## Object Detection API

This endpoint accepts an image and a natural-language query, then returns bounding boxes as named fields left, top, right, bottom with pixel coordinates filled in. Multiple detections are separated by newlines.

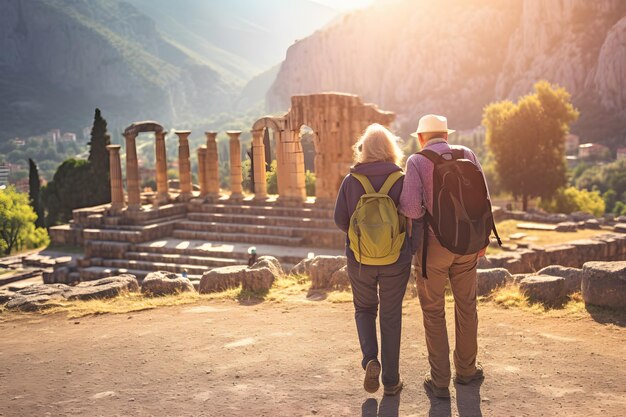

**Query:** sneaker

left=454, top=364, right=484, bottom=385
left=363, top=360, right=381, bottom=393
left=423, top=374, right=450, bottom=398
left=384, top=378, right=404, bottom=396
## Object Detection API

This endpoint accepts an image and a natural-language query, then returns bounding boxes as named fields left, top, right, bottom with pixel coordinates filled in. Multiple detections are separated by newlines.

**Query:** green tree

left=483, top=81, right=579, bottom=210
left=0, top=186, right=50, bottom=255
left=305, top=170, right=316, bottom=197
left=266, top=160, right=278, bottom=194
left=540, top=187, right=605, bottom=217
left=87, top=108, right=111, bottom=205
left=40, top=159, right=94, bottom=226
left=28, top=158, right=45, bottom=228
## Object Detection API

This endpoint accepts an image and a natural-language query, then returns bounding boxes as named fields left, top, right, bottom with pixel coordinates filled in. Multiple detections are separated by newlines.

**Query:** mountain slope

left=267, top=0, right=626, bottom=145
left=0, top=0, right=236, bottom=139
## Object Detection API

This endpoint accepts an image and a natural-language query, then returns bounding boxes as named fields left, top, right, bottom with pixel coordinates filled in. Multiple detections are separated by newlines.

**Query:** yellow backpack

left=348, top=171, right=406, bottom=265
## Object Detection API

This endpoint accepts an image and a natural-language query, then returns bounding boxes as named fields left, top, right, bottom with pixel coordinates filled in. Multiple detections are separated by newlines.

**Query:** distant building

left=617, top=148, right=626, bottom=160
left=14, top=178, right=29, bottom=193
left=579, top=143, right=610, bottom=159
left=48, top=129, right=61, bottom=143
left=10, top=138, right=25, bottom=147
left=61, top=132, right=77, bottom=142
left=566, top=155, right=579, bottom=167
left=565, top=134, right=580, bottom=154
left=0, top=163, right=9, bottom=187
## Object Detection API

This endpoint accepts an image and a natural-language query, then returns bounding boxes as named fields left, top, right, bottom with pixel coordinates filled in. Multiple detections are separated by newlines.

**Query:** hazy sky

left=310, top=0, right=375, bottom=10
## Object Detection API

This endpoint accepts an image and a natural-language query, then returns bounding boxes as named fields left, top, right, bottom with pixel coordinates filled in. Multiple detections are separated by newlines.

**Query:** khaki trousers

left=415, top=236, right=479, bottom=388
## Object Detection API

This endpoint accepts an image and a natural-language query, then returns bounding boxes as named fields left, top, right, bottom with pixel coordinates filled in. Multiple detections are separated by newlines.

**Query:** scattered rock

left=308, top=256, right=347, bottom=289
left=581, top=261, right=626, bottom=309
left=199, top=266, right=245, bottom=293
left=5, top=276, right=140, bottom=311
left=519, top=275, right=566, bottom=304
left=5, top=284, right=70, bottom=311
left=571, top=211, right=595, bottom=222
left=477, top=256, right=493, bottom=269
left=67, top=275, right=139, bottom=301
left=250, top=256, right=284, bottom=277
left=0, top=289, right=16, bottom=304
left=477, top=268, right=512, bottom=296
left=614, top=223, right=626, bottom=233
left=555, top=222, right=577, bottom=232
left=141, top=271, right=195, bottom=296
left=42, top=266, right=70, bottom=284
left=508, top=233, right=527, bottom=240
left=511, top=274, right=527, bottom=284
left=241, top=267, right=275, bottom=292
left=290, top=258, right=314, bottom=276
left=584, top=219, right=601, bottom=229
left=536, top=265, right=582, bottom=294
left=329, top=266, right=350, bottom=290
left=199, top=264, right=278, bottom=294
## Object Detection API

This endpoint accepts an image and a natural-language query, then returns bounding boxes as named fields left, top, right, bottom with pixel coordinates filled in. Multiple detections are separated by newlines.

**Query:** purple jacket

left=333, top=161, right=420, bottom=264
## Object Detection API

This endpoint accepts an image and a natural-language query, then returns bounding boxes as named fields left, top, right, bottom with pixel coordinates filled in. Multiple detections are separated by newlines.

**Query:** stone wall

left=484, top=233, right=626, bottom=274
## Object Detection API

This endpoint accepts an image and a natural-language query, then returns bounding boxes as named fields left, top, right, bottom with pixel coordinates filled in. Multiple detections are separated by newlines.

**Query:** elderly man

left=399, top=114, right=493, bottom=398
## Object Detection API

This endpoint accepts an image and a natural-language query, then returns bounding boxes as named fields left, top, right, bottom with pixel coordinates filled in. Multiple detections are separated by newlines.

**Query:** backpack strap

left=417, top=149, right=441, bottom=164
left=378, top=171, right=404, bottom=195
left=351, top=173, right=375, bottom=194
left=451, top=148, right=465, bottom=160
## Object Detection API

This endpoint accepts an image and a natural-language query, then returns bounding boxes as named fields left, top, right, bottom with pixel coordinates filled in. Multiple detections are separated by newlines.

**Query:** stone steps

left=79, top=266, right=202, bottom=282
left=175, top=220, right=337, bottom=238
left=186, top=212, right=336, bottom=229
left=125, top=251, right=238, bottom=268
left=99, top=258, right=210, bottom=276
left=131, top=239, right=323, bottom=265
left=171, top=229, right=305, bottom=246
left=188, top=203, right=334, bottom=219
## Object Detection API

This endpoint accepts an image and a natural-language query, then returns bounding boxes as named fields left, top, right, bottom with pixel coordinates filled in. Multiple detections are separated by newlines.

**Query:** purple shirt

left=398, top=138, right=489, bottom=223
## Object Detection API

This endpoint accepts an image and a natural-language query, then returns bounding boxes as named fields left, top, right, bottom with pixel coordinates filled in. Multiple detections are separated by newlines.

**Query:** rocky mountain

left=0, top=0, right=236, bottom=139
left=267, top=0, right=626, bottom=146
left=126, top=0, right=339, bottom=81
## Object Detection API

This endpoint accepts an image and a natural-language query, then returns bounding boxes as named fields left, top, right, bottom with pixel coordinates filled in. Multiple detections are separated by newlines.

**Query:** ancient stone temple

left=50, top=93, right=395, bottom=281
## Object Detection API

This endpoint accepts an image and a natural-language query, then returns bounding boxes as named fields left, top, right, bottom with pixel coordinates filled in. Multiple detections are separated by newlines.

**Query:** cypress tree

left=87, top=108, right=111, bottom=204
left=28, top=158, right=44, bottom=228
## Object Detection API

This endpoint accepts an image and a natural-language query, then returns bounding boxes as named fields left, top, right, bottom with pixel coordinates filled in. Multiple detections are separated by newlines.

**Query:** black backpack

left=418, top=148, right=502, bottom=278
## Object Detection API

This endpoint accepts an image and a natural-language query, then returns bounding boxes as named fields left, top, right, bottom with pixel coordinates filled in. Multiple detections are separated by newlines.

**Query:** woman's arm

left=333, top=175, right=351, bottom=233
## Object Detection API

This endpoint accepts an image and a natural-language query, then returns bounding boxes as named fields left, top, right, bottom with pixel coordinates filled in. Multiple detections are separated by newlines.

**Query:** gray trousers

left=347, top=258, right=411, bottom=386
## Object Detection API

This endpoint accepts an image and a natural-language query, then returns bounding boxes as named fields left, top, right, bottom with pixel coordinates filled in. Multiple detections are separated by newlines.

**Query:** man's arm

left=399, top=155, right=425, bottom=220
left=399, top=155, right=425, bottom=254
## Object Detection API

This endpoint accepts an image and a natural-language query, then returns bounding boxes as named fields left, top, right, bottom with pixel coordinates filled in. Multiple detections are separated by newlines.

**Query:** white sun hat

left=410, top=114, right=456, bottom=137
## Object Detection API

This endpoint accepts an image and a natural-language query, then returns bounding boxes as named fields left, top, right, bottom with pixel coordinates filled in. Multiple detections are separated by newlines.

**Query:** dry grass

left=487, top=284, right=588, bottom=317
left=326, top=291, right=353, bottom=303
left=492, top=219, right=608, bottom=252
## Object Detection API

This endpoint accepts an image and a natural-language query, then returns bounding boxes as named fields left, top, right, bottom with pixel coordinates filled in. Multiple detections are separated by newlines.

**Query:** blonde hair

left=353, top=123, right=404, bottom=166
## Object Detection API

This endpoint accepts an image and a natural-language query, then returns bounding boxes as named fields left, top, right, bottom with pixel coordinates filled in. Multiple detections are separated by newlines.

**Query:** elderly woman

left=333, top=123, right=419, bottom=396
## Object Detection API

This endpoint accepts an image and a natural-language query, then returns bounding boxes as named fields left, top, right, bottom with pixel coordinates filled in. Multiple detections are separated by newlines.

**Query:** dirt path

left=0, top=299, right=625, bottom=417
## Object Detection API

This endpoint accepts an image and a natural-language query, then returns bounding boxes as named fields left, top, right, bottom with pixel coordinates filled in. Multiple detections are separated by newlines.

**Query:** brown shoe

left=384, top=378, right=404, bottom=396
left=364, top=360, right=381, bottom=393
left=423, top=374, right=450, bottom=398
left=454, top=363, right=484, bottom=385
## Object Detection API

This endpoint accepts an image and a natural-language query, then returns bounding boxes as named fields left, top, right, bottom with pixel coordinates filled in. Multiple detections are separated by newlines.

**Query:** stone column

left=106, top=145, right=124, bottom=211
left=124, top=132, right=141, bottom=211
left=227, top=130, right=243, bottom=199
left=204, top=132, right=220, bottom=197
left=197, top=146, right=208, bottom=198
left=154, top=130, right=169, bottom=205
left=175, top=130, right=193, bottom=201
left=251, top=129, right=267, bottom=199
